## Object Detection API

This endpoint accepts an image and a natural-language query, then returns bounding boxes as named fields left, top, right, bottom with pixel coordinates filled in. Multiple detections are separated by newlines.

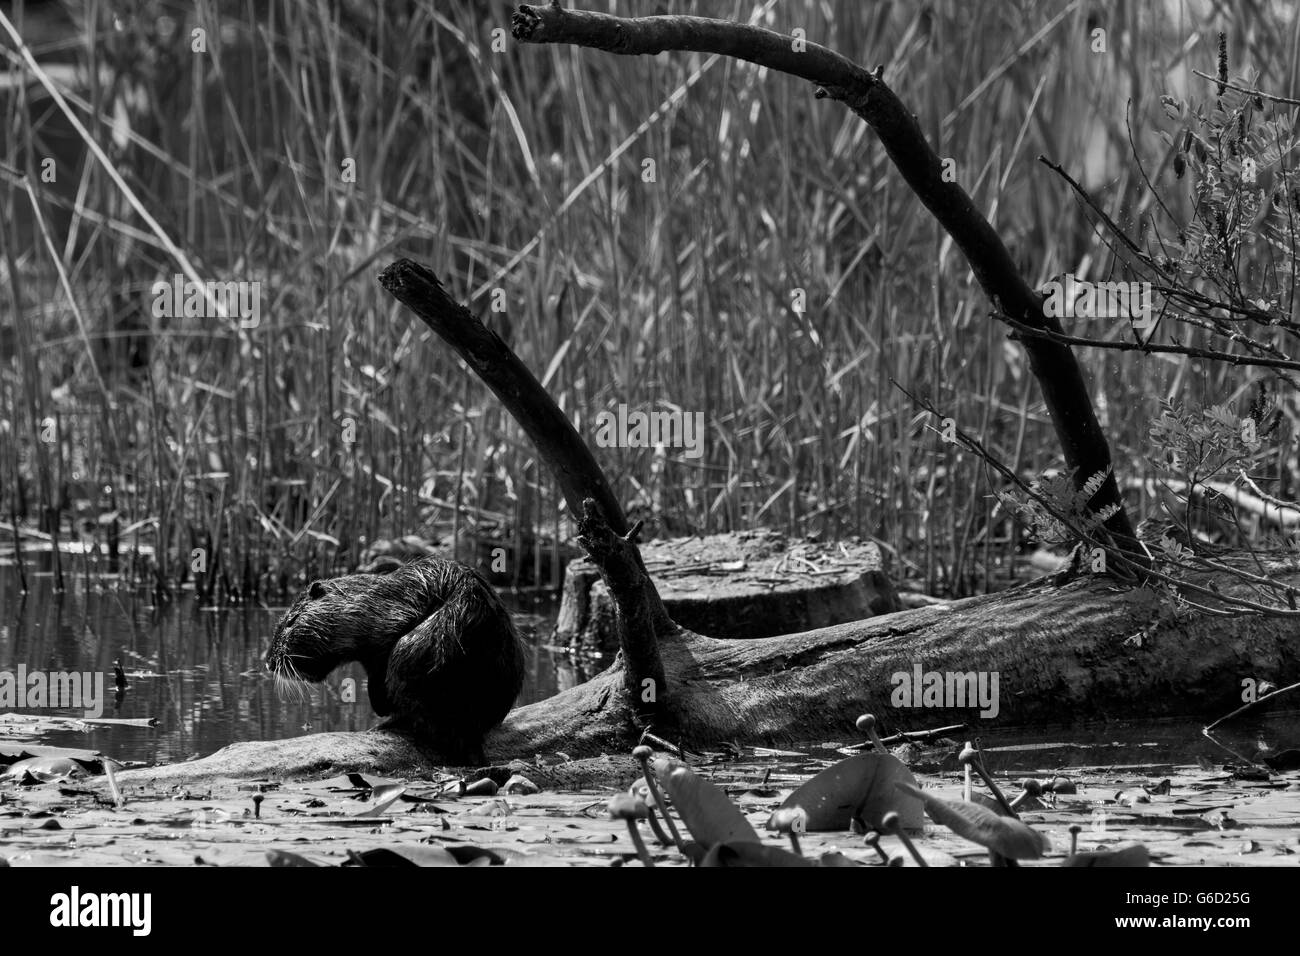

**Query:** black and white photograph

left=0, top=0, right=1293, bottom=930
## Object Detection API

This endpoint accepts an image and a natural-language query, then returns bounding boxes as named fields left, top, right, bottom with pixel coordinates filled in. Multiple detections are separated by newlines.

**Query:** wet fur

left=266, top=558, right=524, bottom=765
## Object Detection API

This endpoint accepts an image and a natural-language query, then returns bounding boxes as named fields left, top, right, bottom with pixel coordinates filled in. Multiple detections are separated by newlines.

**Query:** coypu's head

left=265, top=576, right=386, bottom=683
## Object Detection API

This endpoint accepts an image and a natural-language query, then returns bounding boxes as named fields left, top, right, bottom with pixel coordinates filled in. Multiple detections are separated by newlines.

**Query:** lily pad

left=1062, top=844, right=1150, bottom=867
left=780, top=753, right=924, bottom=832
left=662, top=766, right=760, bottom=846
left=1, top=756, right=89, bottom=783
left=700, top=842, right=813, bottom=867
left=896, top=782, right=1049, bottom=859
left=344, top=845, right=462, bottom=866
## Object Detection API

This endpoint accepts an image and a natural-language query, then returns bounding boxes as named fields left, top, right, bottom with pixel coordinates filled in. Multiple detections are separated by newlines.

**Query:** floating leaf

left=700, top=841, right=813, bottom=867
left=1, top=757, right=85, bottom=783
left=265, top=849, right=323, bottom=867
left=971, top=792, right=1012, bottom=816
left=1262, top=749, right=1300, bottom=771
left=1062, top=844, right=1150, bottom=867
left=444, top=845, right=509, bottom=866
left=344, top=845, right=461, bottom=867
left=355, top=784, right=406, bottom=816
left=503, top=774, right=539, bottom=794
left=896, top=782, right=1049, bottom=859
left=1044, top=776, right=1077, bottom=794
left=663, top=766, right=760, bottom=846
left=1114, top=789, right=1150, bottom=806
left=781, top=753, right=924, bottom=832
left=816, top=851, right=863, bottom=867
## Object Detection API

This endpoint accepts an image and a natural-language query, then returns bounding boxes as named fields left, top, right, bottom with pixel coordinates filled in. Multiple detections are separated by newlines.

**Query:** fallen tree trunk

left=491, top=546, right=1300, bottom=756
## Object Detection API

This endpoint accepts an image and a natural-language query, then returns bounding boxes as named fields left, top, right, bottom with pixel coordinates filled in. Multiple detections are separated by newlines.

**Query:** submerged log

left=494, top=546, right=1300, bottom=757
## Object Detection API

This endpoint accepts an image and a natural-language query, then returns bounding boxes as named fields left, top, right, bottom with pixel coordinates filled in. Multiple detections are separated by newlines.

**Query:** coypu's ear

left=308, top=580, right=331, bottom=599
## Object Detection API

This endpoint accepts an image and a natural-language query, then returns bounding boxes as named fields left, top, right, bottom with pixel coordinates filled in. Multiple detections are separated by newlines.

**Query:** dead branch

left=510, top=1, right=1139, bottom=557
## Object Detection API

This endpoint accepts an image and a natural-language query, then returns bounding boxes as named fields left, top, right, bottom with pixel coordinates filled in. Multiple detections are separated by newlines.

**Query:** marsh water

left=0, top=556, right=576, bottom=764
left=2, top=556, right=1297, bottom=771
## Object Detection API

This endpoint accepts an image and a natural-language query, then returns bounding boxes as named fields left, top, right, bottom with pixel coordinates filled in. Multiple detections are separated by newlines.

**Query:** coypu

left=266, top=557, right=525, bottom=765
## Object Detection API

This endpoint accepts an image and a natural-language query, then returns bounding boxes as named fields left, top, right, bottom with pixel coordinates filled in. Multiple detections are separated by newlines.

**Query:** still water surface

left=0, top=557, right=571, bottom=764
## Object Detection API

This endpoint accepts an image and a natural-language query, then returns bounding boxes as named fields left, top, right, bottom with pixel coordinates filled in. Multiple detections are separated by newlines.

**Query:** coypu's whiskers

left=275, top=672, right=294, bottom=701
left=272, top=670, right=308, bottom=703
left=287, top=670, right=311, bottom=703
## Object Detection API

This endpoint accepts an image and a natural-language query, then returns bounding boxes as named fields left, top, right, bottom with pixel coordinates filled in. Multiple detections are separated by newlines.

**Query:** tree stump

left=556, top=531, right=900, bottom=659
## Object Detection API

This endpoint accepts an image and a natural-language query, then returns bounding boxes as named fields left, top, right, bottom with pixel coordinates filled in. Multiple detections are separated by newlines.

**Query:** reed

left=0, top=0, right=1291, bottom=599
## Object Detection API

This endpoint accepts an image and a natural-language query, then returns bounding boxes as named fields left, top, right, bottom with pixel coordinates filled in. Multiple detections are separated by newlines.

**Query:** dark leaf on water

left=1043, top=776, right=1077, bottom=794
left=343, top=845, right=461, bottom=867
left=781, top=753, right=924, bottom=832
left=971, top=792, right=1012, bottom=816
left=265, top=849, right=324, bottom=867
left=679, top=841, right=708, bottom=865
left=663, top=766, right=760, bottom=846
left=1262, top=749, right=1300, bottom=771
left=1114, top=789, right=1150, bottom=806
left=700, top=842, right=814, bottom=867
left=355, top=784, right=406, bottom=816
left=445, top=845, right=508, bottom=866
left=1062, top=844, right=1150, bottom=867
left=896, top=782, right=1049, bottom=859
left=503, top=774, right=540, bottom=795
left=1228, top=767, right=1269, bottom=782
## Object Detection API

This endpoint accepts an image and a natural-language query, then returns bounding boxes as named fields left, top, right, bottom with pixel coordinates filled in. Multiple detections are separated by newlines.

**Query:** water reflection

left=0, top=556, right=564, bottom=764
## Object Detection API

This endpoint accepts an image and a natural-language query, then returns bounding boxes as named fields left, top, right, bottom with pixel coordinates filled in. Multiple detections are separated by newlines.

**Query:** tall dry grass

left=0, top=0, right=1294, bottom=600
